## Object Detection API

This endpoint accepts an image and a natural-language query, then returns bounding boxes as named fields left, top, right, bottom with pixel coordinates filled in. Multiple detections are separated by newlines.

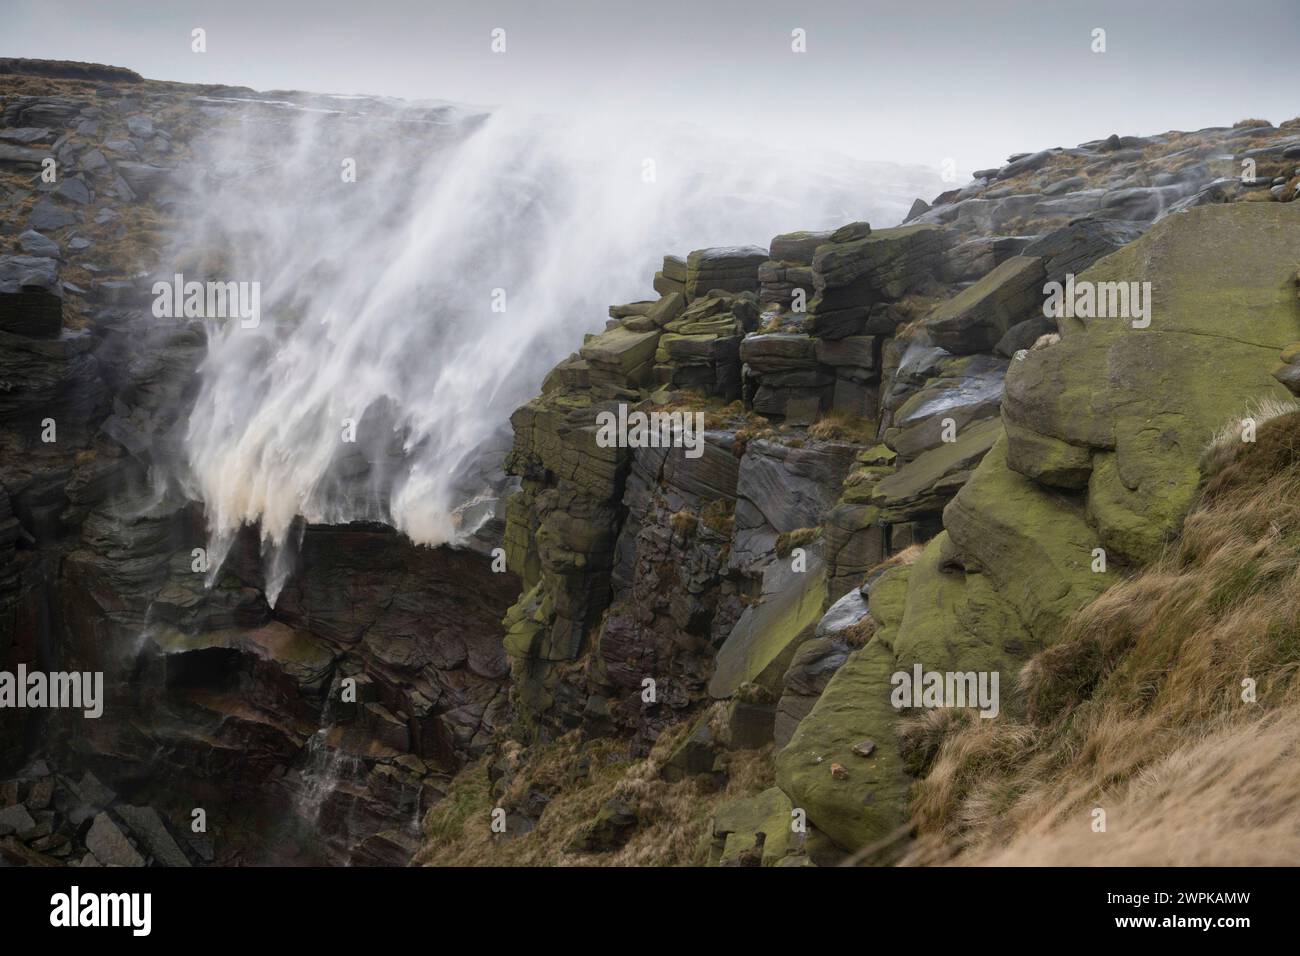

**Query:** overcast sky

left=4, top=0, right=1298, bottom=170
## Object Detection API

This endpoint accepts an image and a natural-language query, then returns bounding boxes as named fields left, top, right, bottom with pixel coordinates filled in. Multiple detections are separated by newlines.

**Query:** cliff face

left=0, top=65, right=518, bottom=866
left=4, top=59, right=1300, bottom=867
left=477, top=122, right=1300, bottom=863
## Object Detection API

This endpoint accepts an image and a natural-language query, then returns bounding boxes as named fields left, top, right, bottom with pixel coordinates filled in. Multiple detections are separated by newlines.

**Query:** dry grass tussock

left=807, top=411, right=878, bottom=444
left=868, top=542, right=924, bottom=578
left=902, top=411, right=1300, bottom=865
left=414, top=719, right=774, bottom=867
left=1201, top=396, right=1299, bottom=477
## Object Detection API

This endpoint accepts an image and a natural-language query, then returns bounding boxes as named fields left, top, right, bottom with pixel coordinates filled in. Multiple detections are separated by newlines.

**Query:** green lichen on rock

left=870, top=416, right=1001, bottom=522
left=578, top=325, right=661, bottom=388
left=502, top=581, right=552, bottom=659
left=709, top=558, right=827, bottom=699
left=943, top=429, right=1115, bottom=642
left=774, top=564, right=913, bottom=851
left=889, top=531, right=1037, bottom=683
left=1003, top=418, right=1092, bottom=489
left=1003, top=203, right=1300, bottom=564
left=711, top=786, right=796, bottom=865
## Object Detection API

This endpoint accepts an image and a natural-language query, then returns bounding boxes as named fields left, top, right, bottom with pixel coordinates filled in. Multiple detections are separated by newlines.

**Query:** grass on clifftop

left=901, top=410, right=1300, bottom=865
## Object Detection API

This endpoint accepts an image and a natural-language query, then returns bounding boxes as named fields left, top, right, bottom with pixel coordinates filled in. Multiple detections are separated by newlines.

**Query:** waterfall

left=159, top=93, right=944, bottom=601
left=292, top=728, right=364, bottom=830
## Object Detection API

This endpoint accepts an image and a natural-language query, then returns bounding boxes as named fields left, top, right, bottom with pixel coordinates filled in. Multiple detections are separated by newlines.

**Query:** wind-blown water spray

left=164, top=93, right=943, bottom=603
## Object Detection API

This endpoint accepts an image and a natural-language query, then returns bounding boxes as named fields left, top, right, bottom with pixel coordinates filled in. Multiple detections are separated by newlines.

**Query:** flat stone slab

left=926, top=255, right=1046, bottom=354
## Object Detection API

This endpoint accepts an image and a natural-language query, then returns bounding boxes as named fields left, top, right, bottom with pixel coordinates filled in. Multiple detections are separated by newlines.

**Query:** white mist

left=162, top=94, right=943, bottom=602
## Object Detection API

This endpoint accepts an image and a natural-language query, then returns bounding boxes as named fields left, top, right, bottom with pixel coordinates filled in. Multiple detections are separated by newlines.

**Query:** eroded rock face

left=809, top=224, right=945, bottom=340
left=883, top=354, right=1006, bottom=460
left=54, top=502, right=519, bottom=865
left=773, top=201, right=1300, bottom=854
left=0, top=67, right=520, bottom=867
left=490, top=116, right=1300, bottom=862
left=9, top=61, right=1300, bottom=868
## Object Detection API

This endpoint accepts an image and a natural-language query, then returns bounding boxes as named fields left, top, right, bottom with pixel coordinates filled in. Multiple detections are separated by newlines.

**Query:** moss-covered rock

left=709, top=555, right=827, bottom=699
left=1003, top=418, right=1092, bottom=489
left=774, top=564, right=912, bottom=851
left=711, top=786, right=796, bottom=866
left=579, top=325, right=661, bottom=388
left=889, top=531, right=1037, bottom=682
left=943, top=429, right=1115, bottom=642
left=1002, top=203, right=1300, bottom=563
left=870, top=416, right=1001, bottom=522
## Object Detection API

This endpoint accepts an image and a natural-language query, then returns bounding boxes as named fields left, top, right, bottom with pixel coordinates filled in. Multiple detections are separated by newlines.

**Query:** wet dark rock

left=904, top=197, right=930, bottom=221
left=27, top=198, right=79, bottom=231
left=114, top=805, right=194, bottom=867
left=684, top=246, right=767, bottom=299
left=53, top=176, right=91, bottom=205
left=84, top=812, right=144, bottom=867
left=1099, top=184, right=1193, bottom=220
left=1021, top=218, right=1145, bottom=282
left=995, top=314, right=1055, bottom=357
left=0, top=127, right=55, bottom=144
left=71, top=771, right=116, bottom=810
left=24, top=775, right=55, bottom=810
left=997, top=149, right=1056, bottom=178
left=730, top=439, right=855, bottom=570
left=0, top=803, right=36, bottom=838
left=0, top=255, right=63, bottom=338
left=1042, top=175, right=1086, bottom=196
left=885, top=355, right=1006, bottom=460
left=114, top=161, right=174, bottom=198
left=18, top=229, right=59, bottom=257
left=926, top=256, right=1045, bottom=354
left=0, top=142, right=46, bottom=169
left=945, top=235, right=1034, bottom=282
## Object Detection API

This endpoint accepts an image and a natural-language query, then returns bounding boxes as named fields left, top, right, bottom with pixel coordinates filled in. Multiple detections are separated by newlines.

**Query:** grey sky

left=4, top=0, right=1298, bottom=169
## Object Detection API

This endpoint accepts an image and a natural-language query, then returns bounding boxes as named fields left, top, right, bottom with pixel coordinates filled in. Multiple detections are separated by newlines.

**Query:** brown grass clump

left=414, top=724, right=775, bottom=867
left=774, top=525, right=821, bottom=557
left=1200, top=396, right=1298, bottom=478
left=1241, top=188, right=1278, bottom=203
left=731, top=421, right=777, bottom=459
left=864, top=543, right=923, bottom=582
left=902, top=410, right=1300, bottom=866
left=971, top=711, right=1300, bottom=865
left=669, top=510, right=699, bottom=536
left=1233, top=117, right=1274, bottom=128
left=807, top=411, right=877, bottom=444
left=837, top=613, right=877, bottom=650
left=698, top=497, right=735, bottom=536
